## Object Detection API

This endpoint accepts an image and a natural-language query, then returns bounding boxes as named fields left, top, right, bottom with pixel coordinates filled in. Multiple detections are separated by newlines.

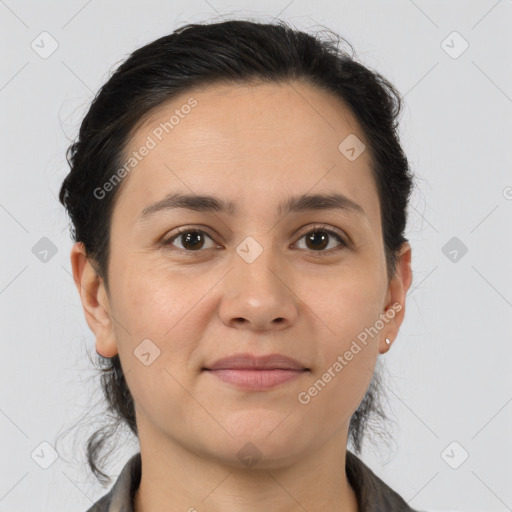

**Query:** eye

left=294, top=224, right=348, bottom=254
left=161, top=225, right=349, bottom=254
left=162, top=228, right=218, bottom=252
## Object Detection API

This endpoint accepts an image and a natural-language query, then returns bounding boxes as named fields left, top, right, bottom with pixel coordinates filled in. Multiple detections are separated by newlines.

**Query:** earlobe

left=96, top=333, right=119, bottom=358
left=70, top=242, right=119, bottom=358
left=379, top=335, right=393, bottom=354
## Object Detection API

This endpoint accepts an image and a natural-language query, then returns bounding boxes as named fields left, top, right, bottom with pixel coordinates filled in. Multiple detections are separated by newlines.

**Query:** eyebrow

left=137, top=191, right=366, bottom=223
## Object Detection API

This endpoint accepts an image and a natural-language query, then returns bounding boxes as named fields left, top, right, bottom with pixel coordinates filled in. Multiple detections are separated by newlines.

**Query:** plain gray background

left=1, top=1, right=511, bottom=511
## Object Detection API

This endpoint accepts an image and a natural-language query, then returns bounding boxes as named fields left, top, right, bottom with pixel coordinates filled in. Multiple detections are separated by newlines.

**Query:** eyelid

left=294, top=223, right=349, bottom=245
left=160, top=225, right=220, bottom=248
left=161, top=223, right=350, bottom=252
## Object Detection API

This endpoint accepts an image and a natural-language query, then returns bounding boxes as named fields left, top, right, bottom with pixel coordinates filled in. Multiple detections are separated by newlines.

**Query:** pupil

left=307, top=231, right=328, bottom=250
left=179, top=230, right=330, bottom=251
left=183, top=231, right=203, bottom=250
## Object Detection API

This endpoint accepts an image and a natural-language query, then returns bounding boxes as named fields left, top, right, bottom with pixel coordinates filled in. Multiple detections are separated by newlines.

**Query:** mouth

left=204, top=352, right=309, bottom=371
left=203, top=368, right=308, bottom=390
left=202, top=353, right=310, bottom=391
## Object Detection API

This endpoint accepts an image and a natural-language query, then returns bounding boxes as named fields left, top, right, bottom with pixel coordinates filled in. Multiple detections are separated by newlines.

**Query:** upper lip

left=204, top=353, right=308, bottom=371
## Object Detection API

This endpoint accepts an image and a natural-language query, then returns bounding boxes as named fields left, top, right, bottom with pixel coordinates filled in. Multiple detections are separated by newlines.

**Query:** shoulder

left=84, top=492, right=112, bottom=512
left=346, top=450, right=423, bottom=511
left=83, top=453, right=141, bottom=512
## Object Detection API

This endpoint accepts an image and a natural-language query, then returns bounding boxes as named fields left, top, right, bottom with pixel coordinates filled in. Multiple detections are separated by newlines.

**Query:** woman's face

left=73, top=81, right=411, bottom=468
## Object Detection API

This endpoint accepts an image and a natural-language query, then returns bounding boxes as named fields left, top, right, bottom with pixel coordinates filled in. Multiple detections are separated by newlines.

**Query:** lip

left=202, top=353, right=309, bottom=391
left=205, top=369, right=307, bottom=390
left=204, top=353, right=308, bottom=371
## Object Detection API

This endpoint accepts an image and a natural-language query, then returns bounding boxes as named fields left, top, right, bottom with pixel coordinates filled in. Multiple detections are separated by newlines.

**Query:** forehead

left=113, top=80, right=379, bottom=224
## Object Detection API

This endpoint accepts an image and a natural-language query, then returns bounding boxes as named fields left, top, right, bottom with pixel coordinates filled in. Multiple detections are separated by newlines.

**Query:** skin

left=71, top=80, right=412, bottom=512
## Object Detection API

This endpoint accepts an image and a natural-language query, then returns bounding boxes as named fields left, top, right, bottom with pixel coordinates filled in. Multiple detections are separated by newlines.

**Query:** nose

left=218, top=247, right=299, bottom=331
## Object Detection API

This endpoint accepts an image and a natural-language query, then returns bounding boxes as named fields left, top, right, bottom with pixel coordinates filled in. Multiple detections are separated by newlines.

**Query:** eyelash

left=160, top=224, right=349, bottom=256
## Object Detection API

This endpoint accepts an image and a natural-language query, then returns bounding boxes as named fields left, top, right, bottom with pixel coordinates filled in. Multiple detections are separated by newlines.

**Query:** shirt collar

left=87, top=450, right=418, bottom=512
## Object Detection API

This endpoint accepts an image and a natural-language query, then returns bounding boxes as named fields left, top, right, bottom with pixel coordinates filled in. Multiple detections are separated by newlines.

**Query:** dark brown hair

left=59, top=18, right=414, bottom=485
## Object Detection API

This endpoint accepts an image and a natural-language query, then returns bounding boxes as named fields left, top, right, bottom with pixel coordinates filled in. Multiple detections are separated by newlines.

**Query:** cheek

left=306, top=269, right=384, bottom=345
left=112, top=261, right=193, bottom=338
left=112, top=262, right=215, bottom=374
left=110, top=281, right=195, bottom=413
left=300, top=325, right=378, bottom=427
left=304, top=273, right=382, bottom=400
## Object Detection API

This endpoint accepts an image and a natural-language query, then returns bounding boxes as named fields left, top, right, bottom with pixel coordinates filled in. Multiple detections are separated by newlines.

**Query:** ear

left=379, top=242, right=413, bottom=354
left=70, top=242, right=118, bottom=358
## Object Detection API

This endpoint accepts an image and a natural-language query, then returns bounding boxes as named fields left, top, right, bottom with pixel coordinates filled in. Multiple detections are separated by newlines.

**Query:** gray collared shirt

left=85, top=450, right=422, bottom=512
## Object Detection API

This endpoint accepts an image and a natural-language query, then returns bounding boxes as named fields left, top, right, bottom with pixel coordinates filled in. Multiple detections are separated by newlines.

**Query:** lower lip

left=205, top=369, right=307, bottom=390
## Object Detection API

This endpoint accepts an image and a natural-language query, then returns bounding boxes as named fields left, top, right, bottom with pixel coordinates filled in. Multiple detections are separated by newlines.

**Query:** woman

left=60, top=18, right=418, bottom=512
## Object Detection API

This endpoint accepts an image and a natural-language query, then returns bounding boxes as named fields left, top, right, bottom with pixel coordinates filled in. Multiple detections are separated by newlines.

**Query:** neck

left=133, top=423, right=359, bottom=512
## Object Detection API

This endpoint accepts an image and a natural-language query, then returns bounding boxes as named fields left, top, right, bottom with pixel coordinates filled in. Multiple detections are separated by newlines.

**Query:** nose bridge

left=219, top=232, right=298, bottom=329
left=233, top=233, right=285, bottom=295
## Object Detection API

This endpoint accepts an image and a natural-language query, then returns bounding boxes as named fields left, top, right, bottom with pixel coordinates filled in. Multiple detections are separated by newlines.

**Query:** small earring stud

left=385, top=338, right=391, bottom=345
